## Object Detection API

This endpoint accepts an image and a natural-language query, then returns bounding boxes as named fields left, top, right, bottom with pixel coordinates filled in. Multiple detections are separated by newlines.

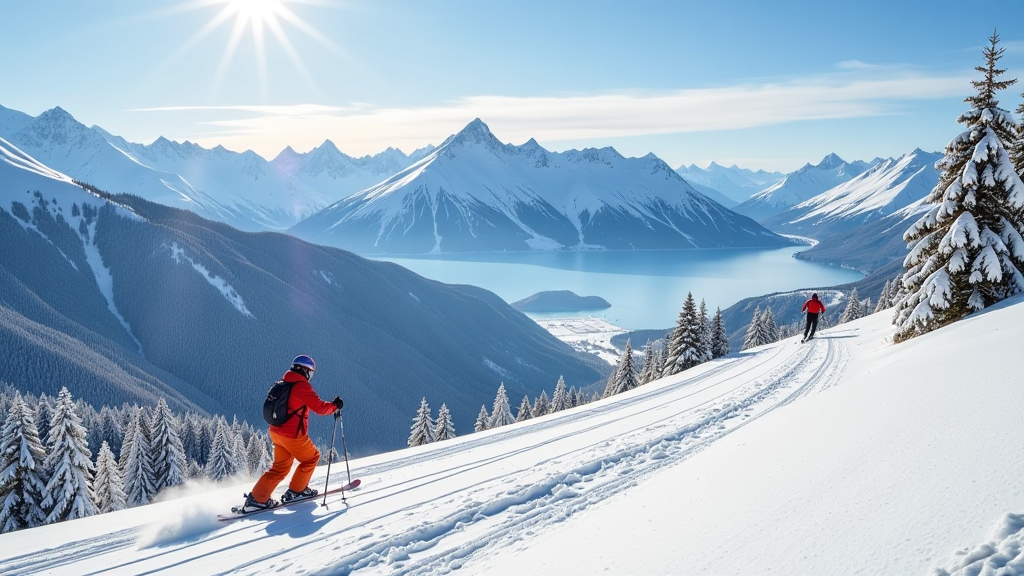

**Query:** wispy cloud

left=132, top=66, right=972, bottom=157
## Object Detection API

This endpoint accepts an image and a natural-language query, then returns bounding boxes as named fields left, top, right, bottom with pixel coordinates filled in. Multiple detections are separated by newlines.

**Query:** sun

left=168, top=0, right=343, bottom=101
left=227, top=0, right=284, bottom=27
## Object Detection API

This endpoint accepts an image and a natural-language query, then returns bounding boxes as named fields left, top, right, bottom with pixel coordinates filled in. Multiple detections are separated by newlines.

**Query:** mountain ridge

left=291, top=119, right=797, bottom=254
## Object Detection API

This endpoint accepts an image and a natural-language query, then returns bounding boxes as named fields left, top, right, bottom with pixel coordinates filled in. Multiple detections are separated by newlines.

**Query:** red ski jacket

left=802, top=298, right=826, bottom=314
left=269, top=370, right=337, bottom=438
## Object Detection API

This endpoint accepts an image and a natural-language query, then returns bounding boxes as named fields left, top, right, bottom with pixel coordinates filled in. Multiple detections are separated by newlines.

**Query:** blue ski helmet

left=292, top=355, right=316, bottom=371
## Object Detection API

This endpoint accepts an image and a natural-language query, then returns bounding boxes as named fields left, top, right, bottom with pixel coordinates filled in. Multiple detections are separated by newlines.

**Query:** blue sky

left=2, top=0, right=1023, bottom=171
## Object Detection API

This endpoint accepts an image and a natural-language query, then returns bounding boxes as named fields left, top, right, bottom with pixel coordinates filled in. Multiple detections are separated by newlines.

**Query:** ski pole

left=338, top=409, right=353, bottom=502
left=322, top=410, right=339, bottom=507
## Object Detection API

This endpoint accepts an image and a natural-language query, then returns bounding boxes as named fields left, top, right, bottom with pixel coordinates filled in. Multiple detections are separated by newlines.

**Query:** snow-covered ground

left=533, top=316, right=627, bottom=364
left=2, top=297, right=1024, bottom=575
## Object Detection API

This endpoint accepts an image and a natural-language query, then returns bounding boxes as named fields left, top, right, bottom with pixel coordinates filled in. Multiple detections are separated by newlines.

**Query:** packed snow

left=2, top=294, right=1023, bottom=574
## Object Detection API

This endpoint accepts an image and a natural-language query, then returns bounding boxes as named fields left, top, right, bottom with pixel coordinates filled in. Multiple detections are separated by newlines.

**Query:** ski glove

left=332, top=396, right=343, bottom=410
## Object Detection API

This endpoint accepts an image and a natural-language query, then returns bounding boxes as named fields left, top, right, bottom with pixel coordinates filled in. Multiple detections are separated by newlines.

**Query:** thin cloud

left=133, top=68, right=972, bottom=157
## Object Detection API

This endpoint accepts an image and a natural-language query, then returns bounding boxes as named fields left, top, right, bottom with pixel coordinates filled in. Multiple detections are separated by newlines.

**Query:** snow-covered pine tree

left=759, top=307, right=779, bottom=343
left=245, top=433, right=271, bottom=476
left=516, top=396, right=533, bottom=422
left=408, top=398, right=435, bottom=447
left=638, top=340, right=657, bottom=384
left=205, top=419, right=239, bottom=482
left=120, top=407, right=156, bottom=506
left=97, top=407, right=123, bottom=459
left=698, top=299, right=712, bottom=362
left=894, top=32, right=1024, bottom=342
left=489, top=383, right=516, bottom=428
left=665, top=293, right=709, bottom=374
left=434, top=403, right=456, bottom=442
left=710, top=307, right=729, bottom=358
left=0, top=394, right=48, bottom=532
left=41, top=387, right=98, bottom=524
left=839, top=287, right=863, bottom=323
left=35, top=394, right=54, bottom=451
left=741, top=306, right=763, bottom=351
left=149, top=398, right=187, bottom=493
left=92, top=441, right=127, bottom=514
left=549, top=376, right=571, bottom=413
left=531, top=390, right=550, bottom=418
left=875, top=279, right=893, bottom=313
left=474, top=405, right=490, bottom=432
left=1012, top=91, right=1024, bottom=177
left=662, top=293, right=690, bottom=376
left=604, top=339, right=639, bottom=398
left=575, top=389, right=587, bottom=407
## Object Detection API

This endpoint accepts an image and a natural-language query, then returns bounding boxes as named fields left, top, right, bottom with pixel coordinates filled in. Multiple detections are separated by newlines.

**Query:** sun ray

left=209, top=12, right=251, bottom=102
left=263, top=16, right=323, bottom=99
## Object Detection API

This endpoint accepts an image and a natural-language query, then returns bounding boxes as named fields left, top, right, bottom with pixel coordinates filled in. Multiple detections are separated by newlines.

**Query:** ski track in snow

left=0, top=333, right=850, bottom=575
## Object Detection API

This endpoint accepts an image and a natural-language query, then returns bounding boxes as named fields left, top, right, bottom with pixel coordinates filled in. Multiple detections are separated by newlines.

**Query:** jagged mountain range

left=0, top=104, right=431, bottom=232
left=732, top=153, right=878, bottom=222
left=762, top=149, right=942, bottom=239
left=290, top=119, right=796, bottom=254
left=0, top=135, right=606, bottom=453
left=675, top=162, right=785, bottom=207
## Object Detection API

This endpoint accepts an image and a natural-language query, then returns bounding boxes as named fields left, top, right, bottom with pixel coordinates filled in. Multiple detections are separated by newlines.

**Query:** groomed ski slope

left=2, top=297, right=1024, bottom=575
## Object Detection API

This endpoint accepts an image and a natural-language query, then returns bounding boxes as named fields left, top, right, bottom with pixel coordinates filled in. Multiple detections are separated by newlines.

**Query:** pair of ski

left=218, top=478, right=361, bottom=522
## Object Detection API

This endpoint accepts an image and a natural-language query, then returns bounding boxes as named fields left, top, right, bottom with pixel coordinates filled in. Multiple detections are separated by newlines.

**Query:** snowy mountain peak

left=23, top=106, right=91, bottom=146
left=815, top=153, right=846, bottom=170
left=448, top=118, right=503, bottom=149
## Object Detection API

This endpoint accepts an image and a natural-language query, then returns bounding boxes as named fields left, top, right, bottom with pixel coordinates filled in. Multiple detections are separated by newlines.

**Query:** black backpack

left=262, top=380, right=302, bottom=426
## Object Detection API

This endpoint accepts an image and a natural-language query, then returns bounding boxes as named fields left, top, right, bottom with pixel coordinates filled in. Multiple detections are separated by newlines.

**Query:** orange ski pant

left=250, top=429, right=321, bottom=502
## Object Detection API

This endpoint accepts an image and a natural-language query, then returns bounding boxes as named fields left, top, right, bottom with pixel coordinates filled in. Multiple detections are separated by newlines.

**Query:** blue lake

left=373, top=248, right=862, bottom=330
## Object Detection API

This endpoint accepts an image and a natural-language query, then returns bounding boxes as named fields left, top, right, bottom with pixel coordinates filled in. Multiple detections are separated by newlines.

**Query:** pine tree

left=760, top=307, right=779, bottom=343
left=41, top=387, right=98, bottom=524
left=1010, top=85, right=1024, bottom=179
left=92, top=441, right=127, bottom=514
left=710, top=307, right=730, bottom=358
left=245, top=433, right=271, bottom=476
left=205, top=420, right=238, bottom=482
left=549, top=376, right=571, bottom=413
left=474, top=405, right=490, bottom=432
left=434, top=403, right=456, bottom=442
left=516, top=396, right=533, bottom=422
left=697, top=299, right=712, bottom=361
left=35, top=394, right=54, bottom=451
left=489, top=383, right=516, bottom=428
left=875, top=279, right=893, bottom=313
left=531, top=391, right=550, bottom=418
left=408, top=398, right=435, bottom=447
left=98, top=407, right=123, bottom=459
left=149, top=398, right=187, bottom=493
left=604, top=340, right=639, bottom=398
left=638, top=340, right=657, bottom=384
left=894, top=32, right=1024, bottom=341
left=663, top=293, right=692, bottom=376
left=575, top=389, right=587, bottom=407
left=839, top=287, right=863, bottom=323
left=120, top=407, right=156, bottom=506
left=0, top=394, right=48, bottom=532
left=665, top=293, right=709, bottom=374
left=741, top=306, right=762, bottom=351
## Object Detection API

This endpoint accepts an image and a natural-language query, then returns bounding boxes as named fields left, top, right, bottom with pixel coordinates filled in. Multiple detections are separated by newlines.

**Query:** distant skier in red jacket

left=242, top=355, right=342, bottom=512
left=801, top=293, right=826, bottom=342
